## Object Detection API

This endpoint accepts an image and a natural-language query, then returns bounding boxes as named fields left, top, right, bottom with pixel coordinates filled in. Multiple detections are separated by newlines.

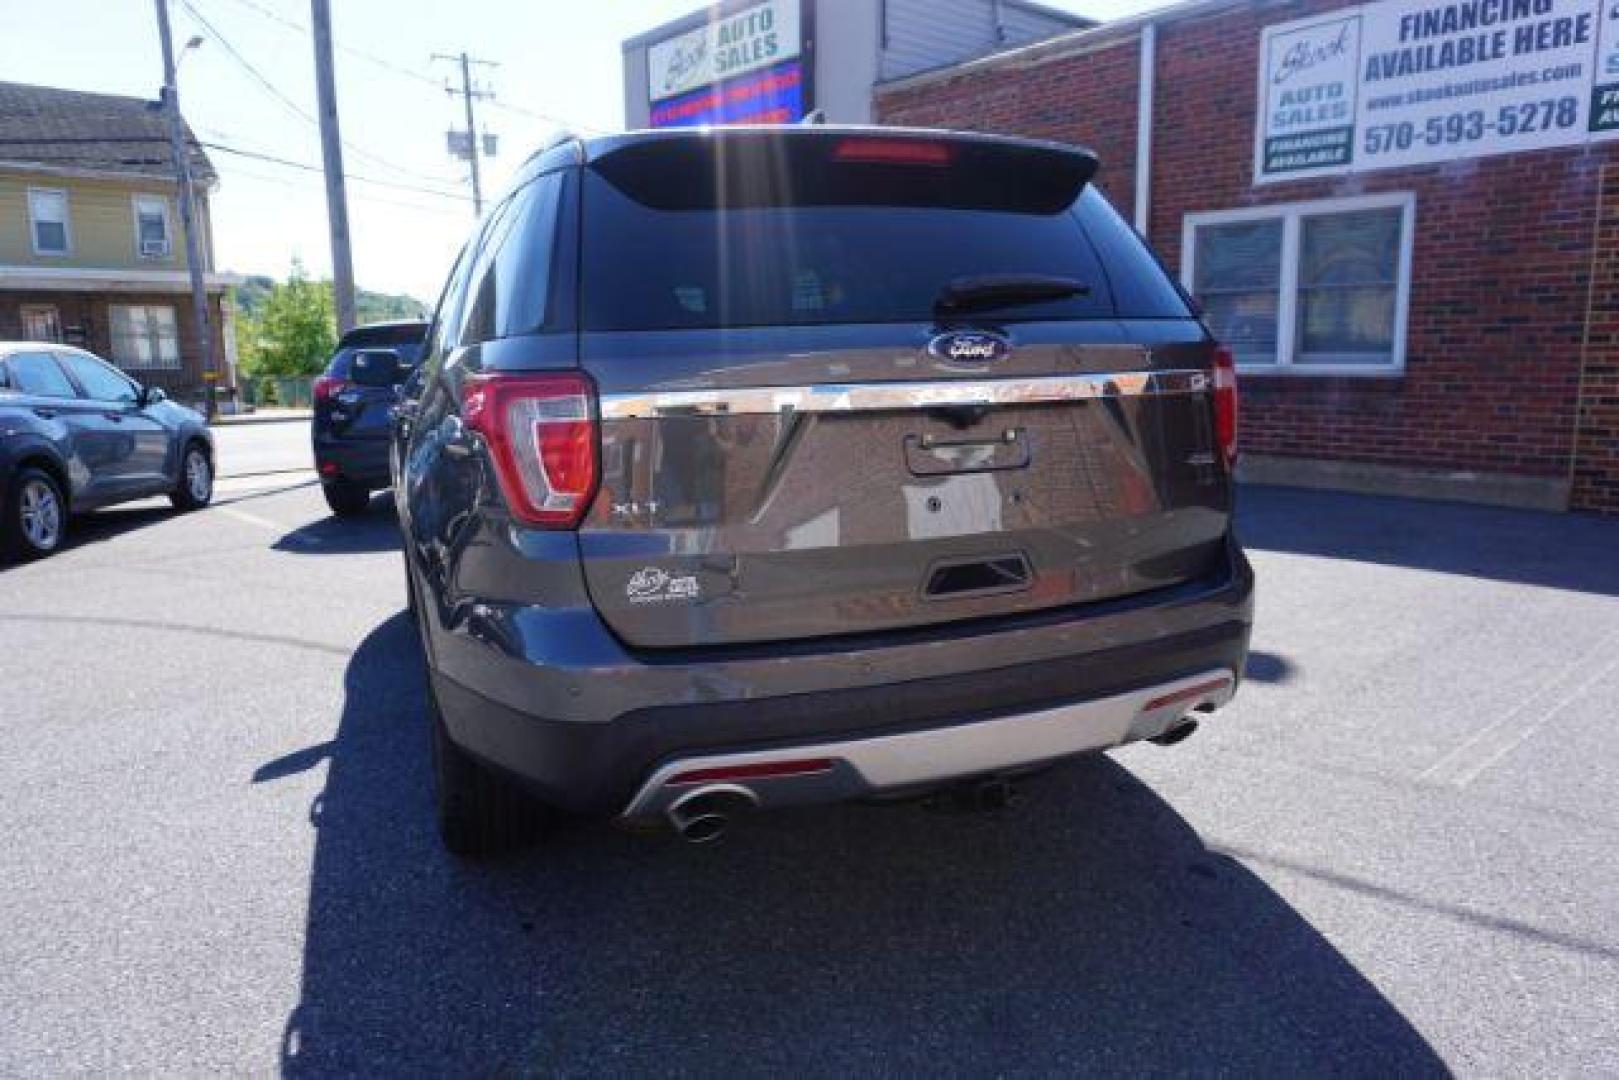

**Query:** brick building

left=877, top=0, right=1619, bottom=513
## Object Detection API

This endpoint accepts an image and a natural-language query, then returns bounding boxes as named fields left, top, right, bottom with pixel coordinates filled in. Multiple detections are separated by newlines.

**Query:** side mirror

left=139, top=384, right=167, bottom=406
left=351, top=349, right=405, bottom=388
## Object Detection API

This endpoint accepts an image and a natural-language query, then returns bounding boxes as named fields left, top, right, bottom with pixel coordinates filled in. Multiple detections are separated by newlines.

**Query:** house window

left=28, top=188, right=71, bottom=255
left=20, top=305, right=62, bottom=343
left=109, top=305, right=182, bottom=369
left=133, top=194, right=172, bottom=259
left=1182, top=193, right=1415, bottom=374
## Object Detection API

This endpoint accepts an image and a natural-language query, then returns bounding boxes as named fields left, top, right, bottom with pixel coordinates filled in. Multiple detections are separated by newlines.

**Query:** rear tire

left=3, top=467, right=67, bottom=561
left=429, top=686, right=548, bottom=858
left=322, top=479, right=371, bottom=517
left=170, top=442, right=213, bottom=510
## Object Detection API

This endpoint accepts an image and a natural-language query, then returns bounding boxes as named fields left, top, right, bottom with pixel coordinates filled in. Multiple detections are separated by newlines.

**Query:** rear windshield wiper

left=934, top=274, right=1091, bottom=315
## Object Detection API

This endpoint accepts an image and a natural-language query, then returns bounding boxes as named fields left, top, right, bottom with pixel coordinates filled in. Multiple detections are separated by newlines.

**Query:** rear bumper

left=619, top=668, right=1235, bottom=822
left=426, top=539, right=1254, bottom=816
left=311, top=433, right=390, bottom=487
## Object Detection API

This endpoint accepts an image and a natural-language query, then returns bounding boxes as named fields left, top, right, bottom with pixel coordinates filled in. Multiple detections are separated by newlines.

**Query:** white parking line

left=214, top=505, right=323, bottom=545
left=1420, top=645, right=1619, bottom=788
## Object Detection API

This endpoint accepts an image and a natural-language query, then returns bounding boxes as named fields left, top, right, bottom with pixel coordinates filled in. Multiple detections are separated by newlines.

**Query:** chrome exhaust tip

left=666, top=784, right=759, bottom=843
left=1149, top=717, right=1200, bottom=746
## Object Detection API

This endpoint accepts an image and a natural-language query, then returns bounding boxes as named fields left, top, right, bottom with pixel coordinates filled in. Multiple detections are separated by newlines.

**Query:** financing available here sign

left=1256, top=0, right=1619, bottom=182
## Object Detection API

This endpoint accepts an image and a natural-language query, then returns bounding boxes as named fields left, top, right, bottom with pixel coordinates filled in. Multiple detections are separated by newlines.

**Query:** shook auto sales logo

left=626, top=567, right=701, bottom=605
left=928, top=330, right=1013, bottom=366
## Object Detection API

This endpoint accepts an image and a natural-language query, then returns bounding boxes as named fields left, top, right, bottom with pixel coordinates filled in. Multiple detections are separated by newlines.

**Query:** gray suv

left=394, top=127, right=1253, bottom=855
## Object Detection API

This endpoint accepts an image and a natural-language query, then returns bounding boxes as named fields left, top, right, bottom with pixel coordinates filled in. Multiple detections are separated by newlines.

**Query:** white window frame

left=1181, top=191, right=1416, bottom=376
left=19, top=304, right=62, bottom=343
left=27, top=187, right=72, bottom=257
left=108, top=304, right=182, bottom=371
left=131, top=194, right=173, bottom=260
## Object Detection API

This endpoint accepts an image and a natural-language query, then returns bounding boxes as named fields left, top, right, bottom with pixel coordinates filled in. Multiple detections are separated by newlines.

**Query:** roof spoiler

left=589, top=128, right=1099, bottom=214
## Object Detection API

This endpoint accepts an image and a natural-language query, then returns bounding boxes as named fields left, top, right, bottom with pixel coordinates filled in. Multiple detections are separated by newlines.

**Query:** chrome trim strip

left=618, top=668, right=1235, bottom=821
left=600, top=369, right=1208, bottom=419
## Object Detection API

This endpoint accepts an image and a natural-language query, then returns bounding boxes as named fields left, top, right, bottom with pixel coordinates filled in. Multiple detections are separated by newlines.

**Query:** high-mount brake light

left=462, top=372, right=599, bottom=529
left=832, top=137, right=954, bottom=166
left=1211, top=344, right=1239, bottom=467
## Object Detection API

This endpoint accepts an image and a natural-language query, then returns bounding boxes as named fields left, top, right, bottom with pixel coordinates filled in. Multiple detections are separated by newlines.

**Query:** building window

left=28, top=188, right=71, bottom=255
left=20, top=305, right=62, bottom=343
left=1182, top=193, right=1415, bottom=374
left=133, top=194, right=172, bottom=259
left=109, top=305, right=182, bottom=370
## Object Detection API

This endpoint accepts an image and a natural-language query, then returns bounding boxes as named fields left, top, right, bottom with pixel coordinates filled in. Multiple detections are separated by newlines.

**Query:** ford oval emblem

left=928, top=330, right=1012, bottom=366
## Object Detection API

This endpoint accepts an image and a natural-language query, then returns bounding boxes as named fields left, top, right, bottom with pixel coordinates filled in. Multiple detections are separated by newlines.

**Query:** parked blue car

left=0, top=342, right=213, bottom=560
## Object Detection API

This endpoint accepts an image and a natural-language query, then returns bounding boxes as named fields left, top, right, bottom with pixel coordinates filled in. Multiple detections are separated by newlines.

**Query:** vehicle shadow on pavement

left=271, top=496, right=399, bottom=555
left=1239, top=483, right=1619, bottom=596
left=0, top=505, right=177, bottom=571
left=277, top=613, right=1447, bottom=1076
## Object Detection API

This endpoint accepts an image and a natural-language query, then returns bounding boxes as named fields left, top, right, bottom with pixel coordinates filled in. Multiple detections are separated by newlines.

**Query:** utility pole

left=153, top=0, right=217, bottom=419
left=311, top=0, right=357, bottom=333
left=434, top=52, right=497, bottom=215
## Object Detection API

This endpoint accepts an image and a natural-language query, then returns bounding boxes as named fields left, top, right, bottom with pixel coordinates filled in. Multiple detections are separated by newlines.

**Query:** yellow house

left=0, top=80, right=240, bottom=404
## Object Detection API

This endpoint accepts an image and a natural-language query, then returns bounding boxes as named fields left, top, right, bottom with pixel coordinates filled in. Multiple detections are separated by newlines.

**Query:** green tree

left=238, top=259, right=337, bottom=377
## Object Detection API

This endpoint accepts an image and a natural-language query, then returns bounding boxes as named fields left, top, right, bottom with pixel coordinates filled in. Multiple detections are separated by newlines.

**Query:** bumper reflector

left=1142, top=676, right=1233, bottom=713
left=668, top=758, right=836, bottom=787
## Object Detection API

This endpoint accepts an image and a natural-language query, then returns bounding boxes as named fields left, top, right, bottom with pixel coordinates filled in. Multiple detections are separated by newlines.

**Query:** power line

left=223, top=162, right=468, bottom=217
left=198, top=140, right=474, bottom=201
left=5, top=134, right=473, bottom=202
left=219, top=0, right=442, bottom=91
left=179, top=0, right=315, bottom=124
left=211, top=0, right=603, bottom=133
left=177, top=0, right=461, bottom=186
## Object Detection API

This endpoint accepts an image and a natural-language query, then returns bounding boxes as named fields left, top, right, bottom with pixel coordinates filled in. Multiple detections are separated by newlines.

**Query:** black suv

left=393, top=127, right=1253, bottom=855
left=311, top=320, right=426, bottom=515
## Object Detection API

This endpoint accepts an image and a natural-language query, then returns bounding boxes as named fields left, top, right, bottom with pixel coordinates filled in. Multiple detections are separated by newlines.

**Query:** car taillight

left=832, top=137, right=954, bottom=166
left=312, top=375, right=346, bottom=405
left=1212, top=344, right=1239, bottom=467
left=461, top=372, right=598, bottom=529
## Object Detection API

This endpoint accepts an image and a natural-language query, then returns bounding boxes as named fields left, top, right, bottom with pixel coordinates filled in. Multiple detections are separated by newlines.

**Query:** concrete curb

left=211, top=411, right=312, bottom=427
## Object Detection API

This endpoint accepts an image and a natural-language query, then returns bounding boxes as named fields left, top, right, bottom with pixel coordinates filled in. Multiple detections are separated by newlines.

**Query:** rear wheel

left=3, top=467, right=66, bottom=560
left=429, top=685, right=549, bottom=858
left=170, top=442, right=213, bottom=510
left=322, top=478, right=371, bottom=517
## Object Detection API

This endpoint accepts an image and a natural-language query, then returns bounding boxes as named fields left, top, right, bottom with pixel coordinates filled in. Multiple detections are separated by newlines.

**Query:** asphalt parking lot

left=1, top=422, right=1616, bottom=1075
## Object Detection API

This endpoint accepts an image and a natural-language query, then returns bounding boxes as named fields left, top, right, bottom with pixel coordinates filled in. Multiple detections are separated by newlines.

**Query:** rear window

left=324, top=340, right=425, bottom=378
left=580, top=136, right=1191, bottom=332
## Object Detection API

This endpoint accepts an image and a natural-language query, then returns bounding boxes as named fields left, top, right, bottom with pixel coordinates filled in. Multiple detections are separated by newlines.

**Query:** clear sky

left=1, top=0, right=1144, bottom=302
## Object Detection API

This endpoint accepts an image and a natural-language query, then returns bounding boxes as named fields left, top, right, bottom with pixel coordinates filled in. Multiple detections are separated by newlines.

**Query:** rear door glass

left=8, top=352, right=78, bottom=398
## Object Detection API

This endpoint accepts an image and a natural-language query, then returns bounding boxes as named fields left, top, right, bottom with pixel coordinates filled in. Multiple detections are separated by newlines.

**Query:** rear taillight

left=462, top=372, right=598, bottom=529
left=832, top=137, right=954, bottom=166
left=312, top=375, right=346, bottom=405
left=1212, top=344, right=1239, bottom=467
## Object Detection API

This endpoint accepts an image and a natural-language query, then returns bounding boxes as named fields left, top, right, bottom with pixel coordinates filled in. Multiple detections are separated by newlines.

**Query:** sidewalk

left=212, top=408, right=312, bottom=426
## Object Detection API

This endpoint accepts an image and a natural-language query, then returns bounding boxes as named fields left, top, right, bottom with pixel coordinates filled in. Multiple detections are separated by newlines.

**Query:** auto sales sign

left=648, top=0, right=806, bottom=127
left=1256, top=0, right=1619, bottom=181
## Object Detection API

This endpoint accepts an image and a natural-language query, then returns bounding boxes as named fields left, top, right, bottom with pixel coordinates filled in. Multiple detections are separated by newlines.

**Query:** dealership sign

left=1256, top=0, right=1619, bottom=181
left=647, top=0, right=805, bottom=127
